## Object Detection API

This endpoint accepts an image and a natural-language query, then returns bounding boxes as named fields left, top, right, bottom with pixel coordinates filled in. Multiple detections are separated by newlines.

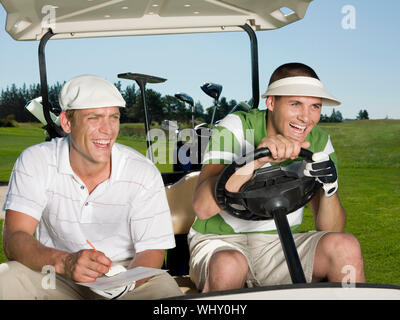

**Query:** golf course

left=0, top=119, right=399, bottom=285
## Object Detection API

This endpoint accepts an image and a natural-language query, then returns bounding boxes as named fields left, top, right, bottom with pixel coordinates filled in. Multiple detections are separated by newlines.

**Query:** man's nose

left=99, top=118, right=113, bottom=134
left=298, top=105, right=310, bottom=123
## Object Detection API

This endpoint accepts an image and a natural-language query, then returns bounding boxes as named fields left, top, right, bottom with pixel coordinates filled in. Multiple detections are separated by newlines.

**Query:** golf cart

left=1, top=0, right=399, bottom=300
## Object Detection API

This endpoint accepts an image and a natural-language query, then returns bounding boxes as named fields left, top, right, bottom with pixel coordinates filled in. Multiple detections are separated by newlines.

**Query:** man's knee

left=208, top=250, right=249, bottom=284
left=313, top=232, right=365, bottom=283
left=321, top=232, right=363, bottom=260
left=210, top=250, right=248, bottom=271
left=204, top=250, right=249, bottom=292
left=317, top=232, right=364, bottom=275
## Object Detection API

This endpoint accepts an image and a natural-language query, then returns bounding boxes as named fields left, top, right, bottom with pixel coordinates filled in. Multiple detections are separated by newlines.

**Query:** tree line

left=319, top=108, right=368, bottom=122
left=0, top=82, right=241, bottom=126
left=0, top=82, right=369, bottom=126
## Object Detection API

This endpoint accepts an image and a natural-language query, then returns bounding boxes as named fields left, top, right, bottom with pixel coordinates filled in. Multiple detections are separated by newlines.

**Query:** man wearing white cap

left=189, top=63, right=365, bottom=292
left=0, top=75, right=182, bottom=299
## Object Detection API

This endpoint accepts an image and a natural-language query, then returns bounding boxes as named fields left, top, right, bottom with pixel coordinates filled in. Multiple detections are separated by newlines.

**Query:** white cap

left=261, top=76, right=341, bottom=106
left=59, top=75, right=126, bottom=111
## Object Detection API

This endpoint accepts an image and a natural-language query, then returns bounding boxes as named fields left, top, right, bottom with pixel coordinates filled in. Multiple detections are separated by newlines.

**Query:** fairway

left=298, top=120, right=400, bottom=285
left=0, top=120, right=399, bottom=286
left=0, top=123, right=171, bottom=182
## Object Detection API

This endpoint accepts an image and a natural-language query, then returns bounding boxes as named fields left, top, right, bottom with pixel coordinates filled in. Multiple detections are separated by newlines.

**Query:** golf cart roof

left=1, top=0, right=313, bottom=41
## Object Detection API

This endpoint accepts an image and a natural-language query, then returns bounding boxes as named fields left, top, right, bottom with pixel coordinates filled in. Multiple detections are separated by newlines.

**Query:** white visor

left=261, top=76, right=341, bottom=106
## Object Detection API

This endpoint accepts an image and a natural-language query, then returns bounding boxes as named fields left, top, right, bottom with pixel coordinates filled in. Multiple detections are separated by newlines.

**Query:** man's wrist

left=53, top=250, right=70, bottom=275
left=320, top=180, right=338, bottom=197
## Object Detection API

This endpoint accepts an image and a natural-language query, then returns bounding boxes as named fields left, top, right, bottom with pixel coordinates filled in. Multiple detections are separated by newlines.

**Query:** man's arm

left=192, top=162, right=280, bottom=220
left=3, top=210, right=111, bottom=282
left=192, top=164, right=226, bottom=220
left=309, top=189, right=346, bottom=232
left=3, top=210, right=68, bottom=273
left=193, top=135, right=310, bottom=220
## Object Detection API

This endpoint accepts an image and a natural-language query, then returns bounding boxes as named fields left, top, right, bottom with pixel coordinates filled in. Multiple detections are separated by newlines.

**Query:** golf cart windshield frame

left=38, top=24, right=259, bottom=139
left=1, top=0, right=315, bottom=138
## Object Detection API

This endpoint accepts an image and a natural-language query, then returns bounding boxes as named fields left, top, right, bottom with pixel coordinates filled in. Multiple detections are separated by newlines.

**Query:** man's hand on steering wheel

left=303, top=151, right=338, bottom=197
left=226, top=135, right=310, bottom=192
left=255, top=135, right=310, bottom=166
left=254, top=135, right=338, bottom=197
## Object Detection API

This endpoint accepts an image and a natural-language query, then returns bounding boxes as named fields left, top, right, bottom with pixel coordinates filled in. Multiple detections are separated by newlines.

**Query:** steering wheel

left=215, top=148, right=320, bottom=221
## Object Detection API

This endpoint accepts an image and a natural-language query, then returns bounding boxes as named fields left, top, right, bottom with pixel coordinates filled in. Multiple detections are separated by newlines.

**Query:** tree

left=204, top=97, right=237, bottom=124
left=129, top=89, right=165, bottom=124
left=319, top=109, right=343, bottom=123
left=319, top=113, right=329, bottom=122
left=329, top=109, right=343, bottom=123
left=0, top=82, right=208, bottom=124
left=48, top=81, right=64, bottom=114
left=357, top=109, right=369, bottom=120
left=120, top=83, right=137, bottom=123
left=193, top=101, right=205, bottom=122
left=162, top=95, right=182, bottom=121
left=0, top=84, right=36, bottom=122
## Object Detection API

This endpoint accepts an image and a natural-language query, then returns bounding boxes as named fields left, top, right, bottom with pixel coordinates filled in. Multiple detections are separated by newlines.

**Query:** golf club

left=118, top=72, right=166, bottom=163
left=200, top=82, right=222, bottom=130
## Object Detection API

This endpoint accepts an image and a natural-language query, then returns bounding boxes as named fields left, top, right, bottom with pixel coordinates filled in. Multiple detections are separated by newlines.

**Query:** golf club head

left=174, top=92, right=194, bottom=106
left=200, top=82, right=223, bottom=101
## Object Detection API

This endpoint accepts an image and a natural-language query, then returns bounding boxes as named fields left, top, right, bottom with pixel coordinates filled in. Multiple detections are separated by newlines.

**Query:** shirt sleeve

left=202, top=126, right=243, bottom=165
left=3, top=147, right=48, bottom=221
left=129, top=165, right=175, bottom=253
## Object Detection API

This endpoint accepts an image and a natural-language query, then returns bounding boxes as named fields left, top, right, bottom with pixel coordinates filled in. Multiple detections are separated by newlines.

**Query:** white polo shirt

left=4, top=136, right=175, bottom=261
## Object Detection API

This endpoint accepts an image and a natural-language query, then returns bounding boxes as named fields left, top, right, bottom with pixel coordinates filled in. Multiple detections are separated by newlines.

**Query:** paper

left=77, top=266, right=167, bottom=291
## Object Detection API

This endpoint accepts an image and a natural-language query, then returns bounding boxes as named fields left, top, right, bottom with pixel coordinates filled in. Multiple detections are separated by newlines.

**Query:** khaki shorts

left=0, top=260, right=183, bottom=300
left=189, top=231, right=330, bottom=290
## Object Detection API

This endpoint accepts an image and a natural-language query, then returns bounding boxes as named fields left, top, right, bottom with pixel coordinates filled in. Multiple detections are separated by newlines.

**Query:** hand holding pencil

left=62, top=240, right=112, bottom=283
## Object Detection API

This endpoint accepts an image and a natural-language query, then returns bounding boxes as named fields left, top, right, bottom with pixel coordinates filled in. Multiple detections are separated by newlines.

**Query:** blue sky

left=1, top=0, right=399, bottom=119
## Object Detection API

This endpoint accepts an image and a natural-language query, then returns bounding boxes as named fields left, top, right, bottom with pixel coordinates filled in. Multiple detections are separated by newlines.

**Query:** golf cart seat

left=165, top=171, right=200, bottom=294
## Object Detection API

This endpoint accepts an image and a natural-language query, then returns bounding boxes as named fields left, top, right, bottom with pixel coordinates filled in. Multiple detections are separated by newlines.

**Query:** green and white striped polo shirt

left=190, top=108, right=337, bottom=236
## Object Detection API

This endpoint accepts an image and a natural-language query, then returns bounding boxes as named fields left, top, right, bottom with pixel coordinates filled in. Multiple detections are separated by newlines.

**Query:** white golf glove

left=90, top=265, right=136, bottom=300
left=304, top=152, right=338, bottom=197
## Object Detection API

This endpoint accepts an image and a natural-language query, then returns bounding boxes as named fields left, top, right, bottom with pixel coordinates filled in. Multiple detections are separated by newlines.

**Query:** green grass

left=1, top=120, right=400, bottom=285
left=0, top=122, right=172, bottom=182
left=298, top=120, right=400, bottom=285
left=0, top=123, right=46, bottom=182
left=319, top=120, right=400, bottom=169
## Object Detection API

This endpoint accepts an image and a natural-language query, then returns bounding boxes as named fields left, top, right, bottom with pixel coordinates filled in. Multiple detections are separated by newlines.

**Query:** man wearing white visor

left=0, top=75, right=182, bottom=299
left=189, top=63, right=365, bottom=292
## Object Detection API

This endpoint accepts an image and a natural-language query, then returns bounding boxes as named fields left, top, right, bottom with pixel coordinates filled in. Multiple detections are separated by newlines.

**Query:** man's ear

left=59, top=111, right=72, bottom=134
left=266, top=96, right=275, bottom=112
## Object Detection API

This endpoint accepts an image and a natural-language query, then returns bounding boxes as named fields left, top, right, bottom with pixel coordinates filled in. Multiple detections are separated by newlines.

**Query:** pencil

left=86, top=239, right=97, bottom=251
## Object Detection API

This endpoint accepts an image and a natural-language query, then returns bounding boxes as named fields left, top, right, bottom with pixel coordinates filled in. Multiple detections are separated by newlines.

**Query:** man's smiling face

left=266, top=95, right=322, bottom=142
left=62, top=106, right=120, bottom=165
